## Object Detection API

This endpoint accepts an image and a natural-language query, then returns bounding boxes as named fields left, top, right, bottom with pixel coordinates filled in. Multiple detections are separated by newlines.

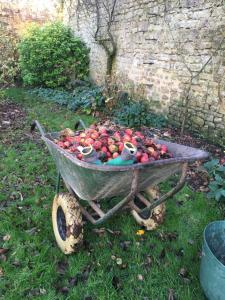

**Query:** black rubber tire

left=52, top=193, right=83, bottom=254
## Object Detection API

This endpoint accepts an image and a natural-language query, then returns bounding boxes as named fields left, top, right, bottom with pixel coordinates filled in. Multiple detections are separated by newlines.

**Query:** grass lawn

left=0, top=88, right=222, bottom=300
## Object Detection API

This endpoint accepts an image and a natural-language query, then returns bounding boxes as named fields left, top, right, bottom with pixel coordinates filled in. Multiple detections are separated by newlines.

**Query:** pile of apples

left=55, top=124, right=173, bottom=163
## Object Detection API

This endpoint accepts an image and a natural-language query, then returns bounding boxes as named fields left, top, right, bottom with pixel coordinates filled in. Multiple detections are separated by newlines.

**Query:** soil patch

left=0, top=100, right=26, bottom=133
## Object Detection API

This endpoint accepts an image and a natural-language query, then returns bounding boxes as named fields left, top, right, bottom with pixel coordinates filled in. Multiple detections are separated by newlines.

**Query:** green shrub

left=28, top=84, right=105, bottom=114
left=204, top=159, right=225, bottom=202
left=114, top=99, right=167, bottom=128
left=0, top=24, right=20, bottom=87
left=18, top=22, right=89, bottom=88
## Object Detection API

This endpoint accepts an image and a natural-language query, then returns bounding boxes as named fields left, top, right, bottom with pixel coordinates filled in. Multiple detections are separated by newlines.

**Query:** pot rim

left=203, top=220, right=225, bottom=269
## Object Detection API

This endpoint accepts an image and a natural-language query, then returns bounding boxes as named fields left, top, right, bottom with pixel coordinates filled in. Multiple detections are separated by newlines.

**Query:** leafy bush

left=0, top=24, right=20, bottom=87
left=204, top=159, right=225, bottom=201
left=114, top=99, right=167, bottom=128
left=28, top=85, right=105, bottom=114
left=18, top=22, right=89, bottom=88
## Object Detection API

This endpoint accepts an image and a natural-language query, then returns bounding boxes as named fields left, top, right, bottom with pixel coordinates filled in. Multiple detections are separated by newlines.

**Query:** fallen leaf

left=188, top=239, right=194, bottom=245
left=179, top=267, right=189, bottom=279
left=176, top=200, right=184, bottom=206
left=60, top=287, right=69, bottom=294
left=3, top=234, right=11, bottom=241
left=143, top=255, right=152, bottom=269
left=27, top=288, right=40, bottom=297
left=0, top=254, right=7, bottom=262
left=0, top=248, right=9, bottom=255
left=116, top=258, right=122, bottom=265
left=92, top=228, right=105, bottom=237
left=112, top=276, right=122, bottom=290
left=159, top=248, right=166, bottom=259
left=40, top=288, right=47, bottom=295
left=120, top=240, right=131, bottom=251
left=136, top=229, right=145, bottom=236
left=25, top=227, right=38, bottom=235
left=121, top=263, right=128, bottom=269
left=68, top=275, right=79, bottom=287
left=157, top=232, right=178, bottom=241
left=12, top=260, right=20, bottom=267
left=175, top=248, right=184, bottom=257
left=106, top=228, right=121, bottom=236
left=168, top=288, right=176, bottom=300
left=163, top=131, right=171, bottom=137
left=137, top=274, right=144, bottom=281
left=0, top=267, right=4, bottom=277
left=149, top=243, right=156, bottom=250
left=81, top=265, right=91, bottom=282
left=57, top=260, right=68, bottom=275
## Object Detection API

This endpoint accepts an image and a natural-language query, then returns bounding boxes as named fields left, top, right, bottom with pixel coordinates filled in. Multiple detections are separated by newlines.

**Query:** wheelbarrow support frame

left=56, top=163, right=187, bottom=225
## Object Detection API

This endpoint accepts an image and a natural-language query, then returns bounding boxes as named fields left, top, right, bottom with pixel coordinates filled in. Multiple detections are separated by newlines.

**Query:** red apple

left=80, top=138, right=85, bottom=145
left=161, top=145, right=168, bottom=152
left=90, top=124, right=97, bottom=129
left=77, top=153, right=83, bottom=160
left=155, top=144, right=162, bottom=150
left=148, top=147, right=155, bottom=154
left=80, top=132, right=86, bottom=138
left=123, top=134, right=131, bottom=142
left=152, top=151, right=159, bottom=160
left=58, top=141, right=65, bottom=148
left=93, top=140, right=102, bottom=150
left=109, top=144, right=118, bottom=153
left=145, top=138, right=154, bottom=146
left=140, top=153, right=149, bottom=163
left=131, top=138, right=137, bottom=146
left=125, top=128, right=133, bottom=136
left=118, top=142, right=124, bottom=153
left=101, top=146, right=108, bottom=153
left=91, top=132, right=99, bottom=140
left=114, top=132, right=121, bottom=141
left=107, top=151, right=111, bottom=158
left=99, top=127, right=107, bottom=134
left=64, top=141, right=70, bottom=148
left=74, top=136, right=81, bottom=143
left=135, top=131, right=142, bottom=137
left=70, top=146, right=77, bottom=152
left=136, top=151, right=142, bottom=162
left=108, top=137, right=115, bottom=145
left=220, top=158, right=225, bottom=165
left=113, top=152, right=119, bottom=158
left=84, top=138, right=94, bottom=146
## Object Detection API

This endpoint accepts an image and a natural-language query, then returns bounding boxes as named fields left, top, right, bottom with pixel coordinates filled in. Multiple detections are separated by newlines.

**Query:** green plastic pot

left=200, top=221, right=225, bottom=300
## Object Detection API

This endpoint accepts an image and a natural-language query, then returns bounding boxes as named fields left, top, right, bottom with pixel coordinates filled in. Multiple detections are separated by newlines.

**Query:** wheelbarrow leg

left=56, top=171, right=61, bottom=194
left=137, top=162, right=188, bottom=217
left=77, top=169, right=140, bottom=225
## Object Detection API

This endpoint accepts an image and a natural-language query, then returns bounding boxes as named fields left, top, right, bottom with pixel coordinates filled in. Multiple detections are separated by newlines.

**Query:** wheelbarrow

left=32, top=120, right=209, bottom=254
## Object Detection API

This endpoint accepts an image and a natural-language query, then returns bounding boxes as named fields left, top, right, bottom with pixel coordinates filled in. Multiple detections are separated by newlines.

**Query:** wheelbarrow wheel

left=131, top=186, right=166, bottom=230
left=52, top=193, right=83, bottom=254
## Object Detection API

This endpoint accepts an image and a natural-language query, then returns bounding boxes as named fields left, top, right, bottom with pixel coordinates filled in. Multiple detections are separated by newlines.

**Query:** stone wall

left=64, top=0, right=225, bottom=145
left=0, top=0, right=59, bottom=34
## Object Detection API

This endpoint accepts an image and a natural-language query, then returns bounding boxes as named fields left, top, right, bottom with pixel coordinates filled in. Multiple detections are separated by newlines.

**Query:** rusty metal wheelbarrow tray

left=33, top=120, right=209, bottom=225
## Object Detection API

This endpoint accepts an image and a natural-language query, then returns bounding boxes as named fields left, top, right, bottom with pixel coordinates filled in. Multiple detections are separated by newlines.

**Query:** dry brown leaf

left=0, top=248, right=9, bottom=255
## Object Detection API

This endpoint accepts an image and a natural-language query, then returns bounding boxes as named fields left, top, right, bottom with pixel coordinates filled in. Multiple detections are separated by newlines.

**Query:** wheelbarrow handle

left=30, top=120, right=46, bottom=136
left=74, top=119, right=87, bottom=130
